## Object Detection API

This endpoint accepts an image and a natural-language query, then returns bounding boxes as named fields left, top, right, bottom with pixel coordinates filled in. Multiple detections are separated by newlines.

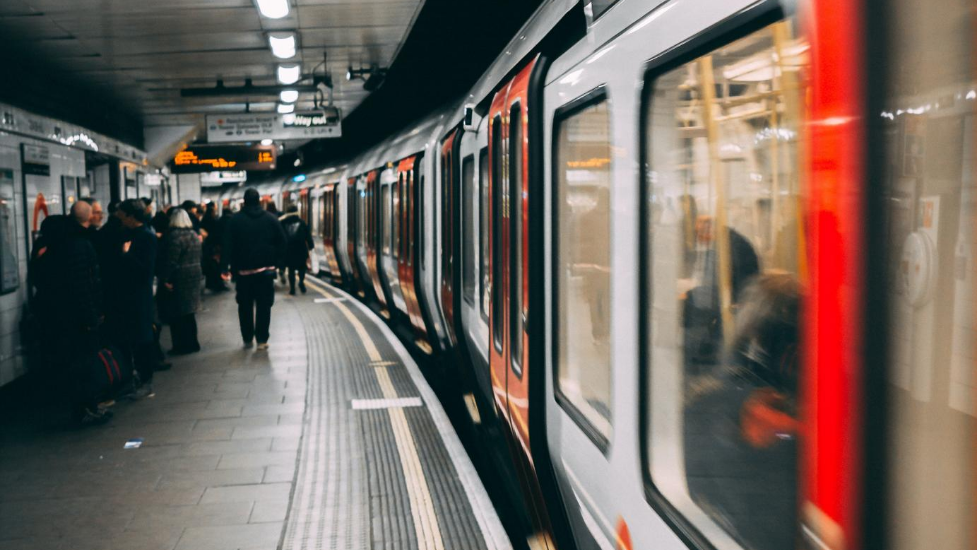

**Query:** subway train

left=218, top=0, right=975, bottom=548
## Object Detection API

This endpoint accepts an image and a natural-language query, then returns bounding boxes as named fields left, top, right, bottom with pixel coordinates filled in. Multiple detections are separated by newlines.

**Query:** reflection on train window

left=554, top=94, right=613, bottom=444
left=0, top=168, right=19, bottom=294
left=644, top=19, right=807, bottom=550
left=479, top=147, right=489, bottom=320
left=382, top=185, right=391, bottom=255
left=462, top=154, right=476, bottom=305
left=882, top=0, right=976, bottom=548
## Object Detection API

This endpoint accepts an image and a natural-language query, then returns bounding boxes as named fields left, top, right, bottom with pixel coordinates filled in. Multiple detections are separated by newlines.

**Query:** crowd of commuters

left=29, top=190, right=314, bottom=428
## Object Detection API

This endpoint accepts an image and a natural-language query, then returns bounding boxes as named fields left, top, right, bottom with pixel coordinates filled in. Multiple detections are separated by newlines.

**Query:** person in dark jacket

left=32, top=207, right=108, bottom=426
left=279, top=205, right=314, bottom=295
left=158, top=208, right=203, bottom=355
left=111, top=199, right=159, bottom=397
left=222, top=188, right=286, bottom=350
left=200, top=202, right=227, bottom=292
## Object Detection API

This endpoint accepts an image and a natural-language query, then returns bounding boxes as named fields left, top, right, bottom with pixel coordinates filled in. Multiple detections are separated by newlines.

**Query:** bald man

left=70, top=200, right=93, bottom=229
left=79, top=198, right=103, bottom=228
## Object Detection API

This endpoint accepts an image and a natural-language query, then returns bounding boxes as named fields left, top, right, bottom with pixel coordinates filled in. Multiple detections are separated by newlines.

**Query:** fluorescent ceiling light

left=260, top=139, right=273, bottom=146
left=277, top=103, right=295, bottom=114
left=269, top=33, right=296, bottom=59
left=280, top=90, right=299, bottom=103
left=277, top=64, right=301, bottom=85
left=256, top=0, right=289, bottom=19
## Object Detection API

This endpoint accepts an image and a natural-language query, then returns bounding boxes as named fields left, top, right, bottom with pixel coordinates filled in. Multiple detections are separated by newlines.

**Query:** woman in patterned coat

left=158, top=208, right=203, bottom=354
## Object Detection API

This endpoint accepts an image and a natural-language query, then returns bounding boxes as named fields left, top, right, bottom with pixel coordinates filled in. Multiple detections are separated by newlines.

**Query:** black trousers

left=170, top=314, right=200, bottom=352
left=287, top=266, right=306, bottom=292
left=236, top=273, right=275, bottom=344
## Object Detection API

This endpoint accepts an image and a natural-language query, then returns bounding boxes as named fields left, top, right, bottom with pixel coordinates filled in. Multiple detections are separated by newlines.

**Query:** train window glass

left=357, top=183, right=366, bottom=250
left=882, top=0, right=976, bottom=548
left=463, top=154, right=476, bottom=305
left=479, top=147, right=490, bottom=320
left=644, top=18, right=807, bottom=550
left=510, top=103, right=523, bottom=373
left=419, top=172, right=425, bottom=268
left=382, top=185, right=391, bottom=255
left=394, top=176, right=401, bottom=260
left=492, top=116, right=504, bottom=348
left=0, top=168, right=19, bottom=294
left=441, top=154, right=449, bottom=287
left=554, top=94, right=613, bottom=444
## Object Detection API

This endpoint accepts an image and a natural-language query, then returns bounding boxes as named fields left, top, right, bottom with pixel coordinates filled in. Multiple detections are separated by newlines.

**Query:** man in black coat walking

left=222, top=189, right=286, bottom=350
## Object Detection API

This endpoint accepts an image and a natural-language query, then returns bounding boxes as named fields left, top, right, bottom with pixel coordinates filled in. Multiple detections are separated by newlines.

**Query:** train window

left=0, top=168, right=19, bottom=294
left=382, top=185, right=391, bottom=255
left=394, top=176, right=401, bottom=260
left=479, top=147, right=489, bottom=320
left=357, top=182, right=366, bottom=250
left=554, top=92, right=613, bottom=445
left=510, top=103, right=523, bottom=374
left=462, top=154, right=476, bottom=305
left=492, top=116, right=504, bottom=349
left=643, top=18, right=807, bottom=550
left=882, top=0, right=976, bottom=548
left=441, top=153, right=450, bottom=289
left=419, top=172, right=425, bottom=268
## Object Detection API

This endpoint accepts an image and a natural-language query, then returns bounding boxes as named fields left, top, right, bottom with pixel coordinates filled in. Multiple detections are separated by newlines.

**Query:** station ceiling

left=0, top=0, right=424, bottom=128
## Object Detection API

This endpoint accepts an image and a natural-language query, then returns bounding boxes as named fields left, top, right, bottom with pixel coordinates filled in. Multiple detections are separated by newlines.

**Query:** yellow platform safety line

left=303, top=276, right=445, bottom=550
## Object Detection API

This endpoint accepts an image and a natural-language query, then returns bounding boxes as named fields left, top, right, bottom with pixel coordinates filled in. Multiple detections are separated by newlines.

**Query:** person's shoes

left=256, top=342, right=270, bottom=351
left=76, top=407, right=112, bottom=427
left=299, top=282, right=307, bottom=294
left=127, top=383, right=155, bottom=400
left=289, top=288, right=296, bottom=296
left=155, top=362, right=173, bottom=371
left=98, top=400, right=115, bottom=410
left=243, top=340, right=254, bottom=349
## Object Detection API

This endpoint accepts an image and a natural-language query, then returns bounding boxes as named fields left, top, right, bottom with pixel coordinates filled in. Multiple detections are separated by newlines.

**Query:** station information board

left=206, top=110, right=341, bottom=143
left=172, top=145, right=276, bottom=173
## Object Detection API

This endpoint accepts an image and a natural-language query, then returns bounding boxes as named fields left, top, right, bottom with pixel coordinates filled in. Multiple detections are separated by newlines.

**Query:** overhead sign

left=201, top=171, right=247, bottom=186
left=21, top=144, right=50, bottom=176
left=172, top=145, right=276, bottom=173
left=206, top=111, right=341, bottom=143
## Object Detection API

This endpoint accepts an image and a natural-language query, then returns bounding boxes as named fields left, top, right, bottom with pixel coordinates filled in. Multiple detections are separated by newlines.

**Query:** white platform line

left=310, top=276, right=514, bottom=550
left=351, top=397, right=424, bottom=410
left=313, top=297, right=347, bottom=304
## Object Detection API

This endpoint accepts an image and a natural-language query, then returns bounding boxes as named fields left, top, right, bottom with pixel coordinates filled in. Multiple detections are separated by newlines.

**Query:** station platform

left=0, top=277, right=511, bottom=550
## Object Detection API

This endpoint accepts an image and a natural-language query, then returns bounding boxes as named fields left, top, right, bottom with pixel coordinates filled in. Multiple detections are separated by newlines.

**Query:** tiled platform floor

left=0, top=277, right=508, bottom=550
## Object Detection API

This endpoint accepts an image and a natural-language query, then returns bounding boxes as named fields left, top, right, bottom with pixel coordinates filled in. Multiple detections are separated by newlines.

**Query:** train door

left=365, top=170, right=388, bottom=312
left=440, top=129, right=462, bottom=346
left=380, top=169, right=405, bottom=315
left=489, top=55, right=566, bottom=549
left=460, top=125, right=493, bottom=410
left=397, top=155, right=433, bottom=348
left=350, top=176, right=368, bottom=297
